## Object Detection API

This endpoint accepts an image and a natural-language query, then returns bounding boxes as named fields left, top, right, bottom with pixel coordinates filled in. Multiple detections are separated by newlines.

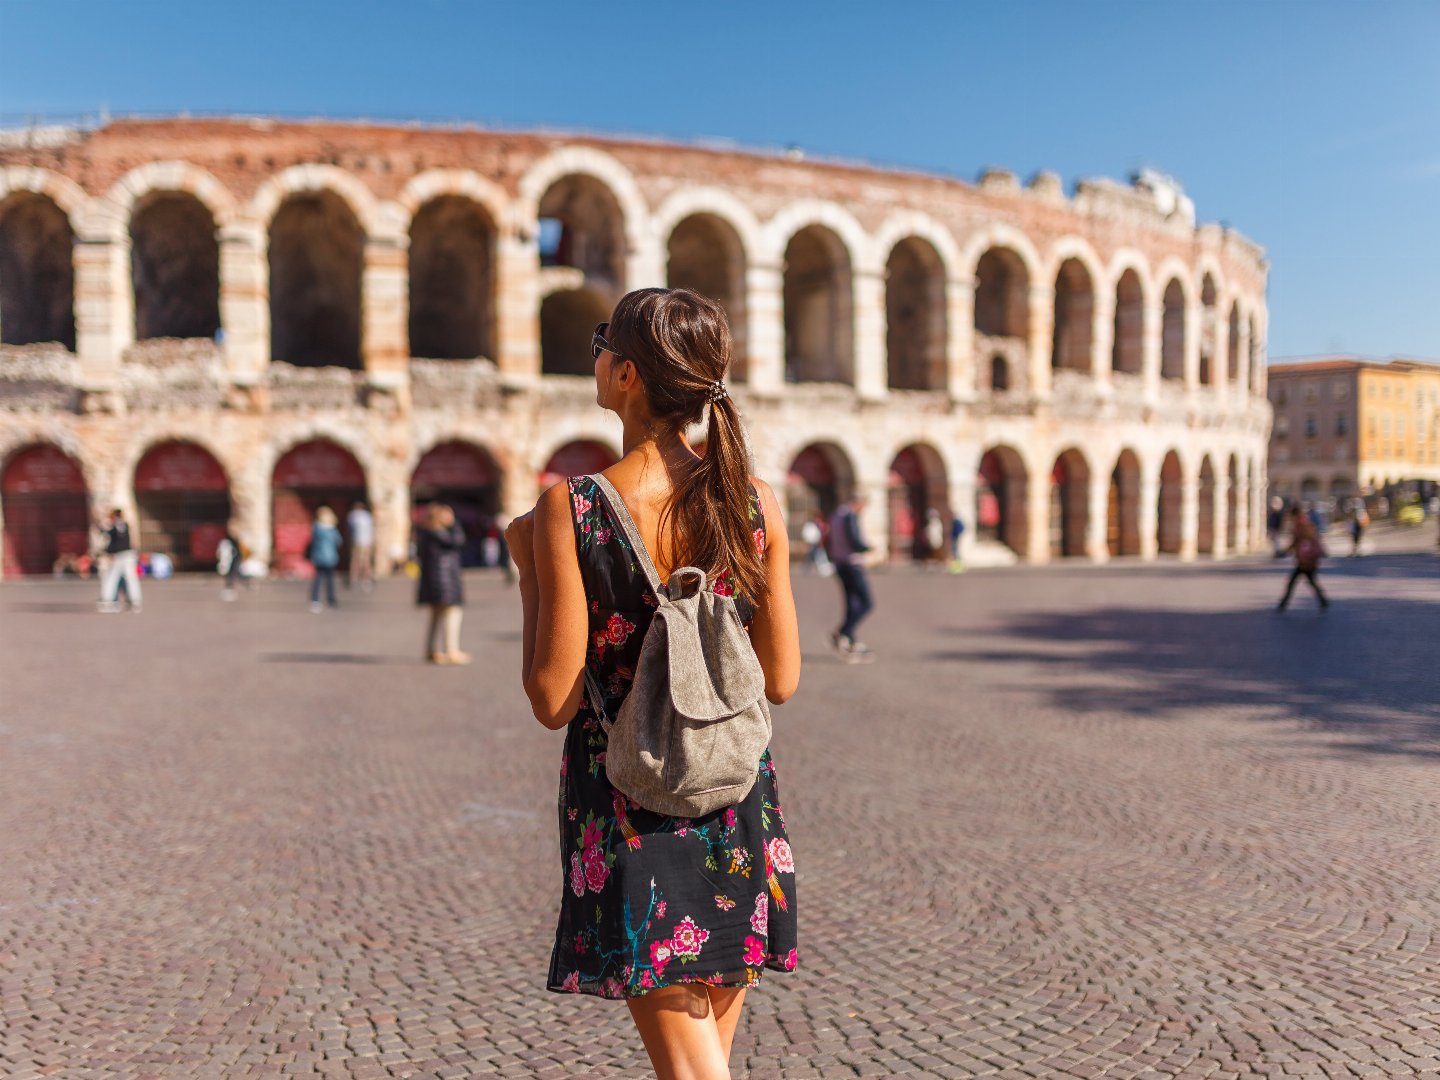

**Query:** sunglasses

left=592, top=322, right=622, bottom=361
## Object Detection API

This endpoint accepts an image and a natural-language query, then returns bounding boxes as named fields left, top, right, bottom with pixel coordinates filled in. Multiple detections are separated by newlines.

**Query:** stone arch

left=977, top=445, right=1029, bottom=556
left=1051, top=257, right=1095, bottom=373
left=1043, top=237, right=1105, bottom=293
left=535, top=172, right=628, bottom=302
left=1112, top=267, right=1145, bottom=375
left=761, top=200, right=870, bottom=272
left=1108, top=448, right=1143, bottom=556
left=102, top=160, right=238, bottom=239
left=786, top=441, right=856, bottom=543
left=1, top=442, right=91, bottom=577
left=396, top=169, right=509, bottom=236
left=411, top=439, right=503, bottom=567
left=1160, top=277, right=1188, bottom=381
left=0, top=188, right=75, bottom=349
left=1157, top=449, right=1183, bottom=553
left=270, top=437, right=369, bottom=575
left=268, top=189, right=364, bottom=367
left=1197, top=453, right=1216, bottom=554
left=1049, top=447, right=1091, bottom=557
left=408, top=194, right=497, bottom=360
left=781, top=224, right=854, bottom=384
left=540, top=286, right=611, bottom=376
left=539, top=438, right=620, bottom=488
left=130, top=190, right=221, bottom=341
left=1198, top=273, right=1219, bottom=387
left=515, top=145, right=649, bottom=261
left=887, top=442, right=949, bottom=561
left=666, top=211, right=749, bottom=380
left=972, top=246, right=1031, bottom=340
left=132, top=439, right=232, bottom=572
left=247, top=164, right=387, bottom=238
left=957, top=224, right=1043, bottom=288
left=870, top=211, right=962, bottom=278
left=885, top=235, right=947, bottom=390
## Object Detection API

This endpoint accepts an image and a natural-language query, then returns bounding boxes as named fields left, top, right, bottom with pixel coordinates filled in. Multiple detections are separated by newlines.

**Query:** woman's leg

left=626, top=984, right=734, bottom=1080
left=707, top=987, right=747, bottom=1064
left=426, top=605, right=444, bottom=657
left=443, top=605, right=468, bottom=660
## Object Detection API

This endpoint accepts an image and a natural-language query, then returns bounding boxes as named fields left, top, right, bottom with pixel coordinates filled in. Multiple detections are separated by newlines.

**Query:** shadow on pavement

left=938, top=586, right=1440, bottom=760
left=258, top=652, right=398, bottom=665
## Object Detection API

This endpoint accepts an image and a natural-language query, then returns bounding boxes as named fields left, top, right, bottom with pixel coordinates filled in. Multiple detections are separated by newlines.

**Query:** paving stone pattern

left=2, top=540, right=1439, bottom=1079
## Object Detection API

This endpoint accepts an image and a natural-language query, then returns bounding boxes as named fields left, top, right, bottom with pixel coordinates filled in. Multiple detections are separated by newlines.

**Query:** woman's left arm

left=517, top=483, right=589, bottom=729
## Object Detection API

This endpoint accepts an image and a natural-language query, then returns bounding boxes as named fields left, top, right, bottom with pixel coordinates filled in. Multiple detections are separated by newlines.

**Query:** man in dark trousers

left=98, top=508, right=142, bottom=613
left=827, top=493, right=875, bottom=663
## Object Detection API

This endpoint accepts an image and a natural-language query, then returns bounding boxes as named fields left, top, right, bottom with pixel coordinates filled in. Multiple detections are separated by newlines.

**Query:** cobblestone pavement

left=2, top=533, right=1439, bottom=1079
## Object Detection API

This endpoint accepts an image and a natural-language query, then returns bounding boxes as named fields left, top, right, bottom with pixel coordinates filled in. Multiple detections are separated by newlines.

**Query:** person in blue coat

left=306, top=505, right=342, bottom=612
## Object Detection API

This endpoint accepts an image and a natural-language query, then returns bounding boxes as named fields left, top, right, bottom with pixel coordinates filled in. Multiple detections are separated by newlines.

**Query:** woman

left=507, top=288, right=801, bottom=1080
left=1277, top=505, right=1329, bottom=610
left=415, top=502, right=470, bottom=664
left=306, top=506, right=341, bottom=612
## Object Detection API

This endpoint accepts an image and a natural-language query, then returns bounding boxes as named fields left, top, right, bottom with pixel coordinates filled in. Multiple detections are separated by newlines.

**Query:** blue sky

left=2, top=0, right=1437, bottom=361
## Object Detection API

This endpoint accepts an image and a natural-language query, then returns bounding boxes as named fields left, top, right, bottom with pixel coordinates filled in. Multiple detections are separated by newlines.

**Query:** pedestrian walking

left=505, top=287, right=800, bottom=1080
left=1267, top=496, right=1286, bottom=557
left=1350, top=504, right=1369, bottom=557
left=306, top=506, right=342, bottom=612
left=828, top=493, right=875, bottom=661
left=415, top=502, right=469, bottom=664
left=1277, top=506, right=1329, bottom=610
left=799, top=514, right=831, bottom=576
left=346, top=500, right=375, bottom=591
left=218, top=521, right=246, bottom=600
left=949, top=513, right=967, bottom=574
left=97, top=508, right=141, bottom=613
left=923, top=507, right=946, bottom=568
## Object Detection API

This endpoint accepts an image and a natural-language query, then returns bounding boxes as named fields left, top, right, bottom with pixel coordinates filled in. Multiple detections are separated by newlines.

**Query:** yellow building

left=1268, top=357, right=1440, bottom=503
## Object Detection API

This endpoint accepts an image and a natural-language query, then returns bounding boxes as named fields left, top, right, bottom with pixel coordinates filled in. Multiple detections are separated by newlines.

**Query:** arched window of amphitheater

left=0, top=192, right=76, bottom=350
left=130, top=191, right=220, bottom=344
left=1051, top=258, right=1094, bottom=374
left=1160, top=279, right=1186, bottom=382
left=666, top=214, right=748, bottom=382
left=538, top=175, right=626, bottom=377
left=1227, top=303, right=1241, bottom=385
left=1111, top=269, right=1144, bottom=376
left=782, top=225, right=854, bottom=385
left=409, top=196, right=496, bottom=361
left=268, top=191, right=364, bottom=368
left=990, top=354, right=1010, bottom=393
left=1199, top=274, right=1219, bottom=387
left=1248, top=315, right=1262, bottom=393
left=884, top=237, right=946, bottom=391
left=973, top=248, right=1028, bottom=340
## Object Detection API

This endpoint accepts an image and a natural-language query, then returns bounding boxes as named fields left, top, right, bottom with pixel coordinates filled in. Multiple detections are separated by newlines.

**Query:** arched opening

left=0, top=193, right=75, bottom=349
left=134, top=441, right=231, bottom=572
left=1227, top=304, right=1241, bottom=385
left=990, top=354, right=1011, bottom=393
left=540, top=287, right=611, bottom=376
left=1049, top=448, right=1090, bottom=557
left=1197, top=455, right=1216, bottom=554
left=1108, top=449, right=1142, bottom=556
left=1161, top=279, right=1186, bottom=381
left=1199, top=275, right=1218, bottom=386
left=1111, top=269, right=1143, bottom=375
left=409, top=196, right=496, bottom=360
left=412, top=441, right=501, bottom=567
left=271, top=440, right=367, bottom=576
left=667, top=213, right=748, bottom=382
left=786, top=443, right=855, bottom=547
left=1248, top=315, right=1262, bottom=393
left=885, top=237, right=946, bottom=390
left=540, top=440, right=618, bottom=489
left=130, top=191, right=220, bottom=342
left=538, top=174, right=625, bottom=298
left=269, top=191, right=363, bottom=368
left=783, top=226, right=853, bottom=384
left=1157, top=451, right=1183, bottom=554
left=974, top=248, right=1028, bottom=339
left=977, top=447, right=1028, bottom=556
left=1227, top=455, right=1240, bottom=551
left=2, top=444, right=89, bottom=577
left=1051, top=259, right=1094, bottom=373
left=887, top=444, right=949, bottom=561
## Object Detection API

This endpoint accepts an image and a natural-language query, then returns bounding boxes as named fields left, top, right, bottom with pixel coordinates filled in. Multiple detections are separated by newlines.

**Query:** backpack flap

left=658, top=586, right=766, bottom=721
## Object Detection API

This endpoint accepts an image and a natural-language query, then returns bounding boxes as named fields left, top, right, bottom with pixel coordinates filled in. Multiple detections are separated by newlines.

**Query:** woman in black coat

left=416, top=503, right=469, bottom=664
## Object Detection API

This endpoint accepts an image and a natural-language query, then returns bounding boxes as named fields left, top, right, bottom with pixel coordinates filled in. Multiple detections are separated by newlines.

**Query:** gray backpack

left=582, top=473, right=772, bottom=819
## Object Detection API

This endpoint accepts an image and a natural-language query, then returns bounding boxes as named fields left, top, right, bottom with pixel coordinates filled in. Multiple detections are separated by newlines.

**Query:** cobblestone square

left=2, top=538, right=1439, bottom=1079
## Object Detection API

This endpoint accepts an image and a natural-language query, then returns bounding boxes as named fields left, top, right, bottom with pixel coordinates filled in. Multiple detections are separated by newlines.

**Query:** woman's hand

left=506, top=511, right=537, bottom=577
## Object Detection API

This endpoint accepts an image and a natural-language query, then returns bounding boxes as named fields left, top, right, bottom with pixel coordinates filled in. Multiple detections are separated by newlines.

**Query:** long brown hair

left=607, top=287, right=766, bottom=602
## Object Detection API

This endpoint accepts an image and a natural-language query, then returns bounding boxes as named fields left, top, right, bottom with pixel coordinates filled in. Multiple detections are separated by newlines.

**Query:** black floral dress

left=548, top=476, right=799, bottom=1000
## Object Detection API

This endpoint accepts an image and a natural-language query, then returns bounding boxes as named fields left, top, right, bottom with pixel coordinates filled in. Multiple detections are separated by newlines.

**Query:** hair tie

left=706, top=380, right=729, bottom=405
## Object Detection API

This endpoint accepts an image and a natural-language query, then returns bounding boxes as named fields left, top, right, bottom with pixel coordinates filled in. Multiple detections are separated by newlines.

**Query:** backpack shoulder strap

left=586, top=473, right=664, bottom=594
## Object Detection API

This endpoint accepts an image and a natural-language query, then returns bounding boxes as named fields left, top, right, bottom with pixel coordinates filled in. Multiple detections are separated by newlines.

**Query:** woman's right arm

left=747, top=479, right=801, bottom=705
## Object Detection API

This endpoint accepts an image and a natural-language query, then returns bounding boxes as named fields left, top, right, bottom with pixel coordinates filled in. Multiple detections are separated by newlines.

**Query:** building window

left=1334, top=445, right=1348, bottom=460
left=1335, top=414, right=1348, bottom=436
left=1305, top=414, right=1318, bottom=438
left=1275, top=415, right=1289, bottom=438
left=1303, top=385, right=1318, bottom=403
left=1305, top=447, right=1316, bottom=460
left=1333, top=380, right=1349, bottom=401
left=1276, top=387, right=1288, bottom=407
left=1275, top=446, right=1289, bottom=462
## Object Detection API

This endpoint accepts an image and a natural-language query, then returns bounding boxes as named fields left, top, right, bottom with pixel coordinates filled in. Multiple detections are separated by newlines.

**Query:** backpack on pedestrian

left=1295, top=534, right=1323, bottom=570
left=580, top=473, right=772, bottom=819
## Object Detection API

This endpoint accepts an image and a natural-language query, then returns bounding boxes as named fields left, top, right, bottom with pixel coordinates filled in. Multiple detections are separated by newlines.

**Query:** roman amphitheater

left=0, top=118, right=1269, bottom=576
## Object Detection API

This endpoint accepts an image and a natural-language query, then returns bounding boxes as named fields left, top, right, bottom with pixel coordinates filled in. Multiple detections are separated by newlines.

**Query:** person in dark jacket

left=416, top=502, right=469, bottom=664
left=98, top=508, right=142, bottom=613
left=827, top=493, right=876, bottom=662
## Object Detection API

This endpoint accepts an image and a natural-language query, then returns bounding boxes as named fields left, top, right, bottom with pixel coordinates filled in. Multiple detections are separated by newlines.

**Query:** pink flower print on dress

left=754, top=526, right=766, bottom=554
left=712, top=573, right=735, bottom=598
left=568, top=852, right=585, bottom=897
left=562, top=971, right=580, bottom=992
left=668, top=916, right=711, bottom=960
left=639, top=970, right=655, bottom=990
left=582, top=845, right=610, bottom=893
left=581, top=818, right=605, bottom=851
left=572, top=494, right=592, bottom=523
left=604, top=612, right=636, bottom=646
left=656, top=900, right=667, bottom=918
left=783, top=948, right=798, bottom=971
left=768, top=837, right=795, bottom=874
left=594, top=526, right=613, bottom=545
left=649, top=940, right=672, bottom=976
left=750, top=893, right=768, bottom=936
left=743, top=936, right=766, bottom=966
